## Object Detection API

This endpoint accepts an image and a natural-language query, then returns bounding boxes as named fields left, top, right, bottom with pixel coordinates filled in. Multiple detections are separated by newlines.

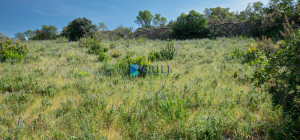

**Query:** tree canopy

left=173, top=10, right=208, bottom=39
left=66, top=17, right=98, bottom=41
left=153, top=14, right=167, bottom=27
left=135, top=10, right=153, bottom=28
left=31, top=25, right=58, bottom=40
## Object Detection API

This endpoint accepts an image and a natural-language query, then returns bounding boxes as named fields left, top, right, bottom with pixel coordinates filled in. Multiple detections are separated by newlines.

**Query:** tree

left=31, top=25, right=58, bottom=40
left=112, top=26, right=133, bottom=39
left=135, top=10, right=153, bottom=28
left=15, top=32, right=26, bottom=41
left=204, top=7, right=236, bottom=24
left=253, top=1, right=264, bottom=17
left=167, top=20, right=175, bottom=27
left=260, top=8, right=283, bottom=37
left=173, top=10, right=208, bottom=39
left=98, top=22, right=108, bottom=31
left=60, top=26, right=68, bottom=37
left=153, top=14, right=167, bottom=27
left=268, top=0, right=296, bottom=17
left=66, top=17, right=98, bottom=41
left=0, top=32, right=7, bottom=40
left=24, top=30, right=35, bottom=40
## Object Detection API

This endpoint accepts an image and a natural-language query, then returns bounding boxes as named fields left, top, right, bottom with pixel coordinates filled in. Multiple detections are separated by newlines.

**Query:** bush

left=256, top=36, right=278, bottom=57
left=79, top=38, right=96, bottom=48
left=98, top=52, right=110, bottom=62
left=79, top=38, right=108, bottom=54
left=88, top=44, right=108, bottom=54
left=148, top=51, right=161, bottom=61
left=115, top=56, right=151, bottom=77
left=243, top=43, right=262, bottom=63
left=160, top=40, right=175, bottom=60
left=111, top=50, right=123, bottom=58
left=173, top=10, right=208, bottom=39
left=252, top=30, right=300, bottom=122
left=148, top=40, right=175, bottom=61
left=0, top=39, right=29, bottom=62
left=100, top=60, right=117, bottom=76
left=250, top=17, right=300, bottom=138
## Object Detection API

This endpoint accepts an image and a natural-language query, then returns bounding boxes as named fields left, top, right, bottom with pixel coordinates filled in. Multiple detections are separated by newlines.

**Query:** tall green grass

left=0, top=38, right=288, bottom=139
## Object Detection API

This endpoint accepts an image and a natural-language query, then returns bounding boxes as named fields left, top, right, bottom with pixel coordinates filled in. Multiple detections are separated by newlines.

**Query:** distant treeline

left=10, top=0, right=299, bottom=41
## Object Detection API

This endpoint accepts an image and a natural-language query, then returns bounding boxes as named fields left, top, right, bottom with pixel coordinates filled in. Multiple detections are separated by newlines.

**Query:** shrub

left=173, top=10, right=208, bottom=39
left=111, top=50, right=122, bottom=58
left=137, top=37, right=146, bottom=44
left=243, top=43, right=262, bottom=63
left=252, top=30, right=300, bottom=122
left=98, top=52, right=110, bottom=62
left=87, top=44, right=108, bottom=54
left=79, top=38, right=96, bottom=48
left=111, top=26, right=133, bottom=40
left=230, top=48, right=244, bottom=59
left=0, top=39, right=29, bottom=62
left=160, top=40, right=175, bottom=60
left=256, top=36, right=278, bottom=57
left=79, top=38, right=108, bottom=54
left=124, top=51, right=135, bottom=58
left=100, top=60, right=117, bottom=76
left=148, top=50, right=161, bottom=61
left=116, top=56, right=151, bottom=77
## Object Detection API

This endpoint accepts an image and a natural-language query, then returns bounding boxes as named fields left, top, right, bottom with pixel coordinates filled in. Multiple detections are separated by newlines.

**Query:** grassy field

left=0, top=38, right=286, bottom=139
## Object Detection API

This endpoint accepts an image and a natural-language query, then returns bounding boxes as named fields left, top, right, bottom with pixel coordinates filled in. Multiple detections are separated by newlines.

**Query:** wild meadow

left=0, top=37, right=291, bottom=139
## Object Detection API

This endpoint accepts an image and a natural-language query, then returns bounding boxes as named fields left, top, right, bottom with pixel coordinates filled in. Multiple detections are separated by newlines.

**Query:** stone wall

left=134, top=27, right=173, bottom=39
left=209, top=22, right=256, bottom=37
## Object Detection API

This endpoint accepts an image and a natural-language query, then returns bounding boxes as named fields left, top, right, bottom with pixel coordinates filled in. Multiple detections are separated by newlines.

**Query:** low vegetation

left=0, top=0, right=299, bottom=139
left=0, top=35, right=298, bottom=139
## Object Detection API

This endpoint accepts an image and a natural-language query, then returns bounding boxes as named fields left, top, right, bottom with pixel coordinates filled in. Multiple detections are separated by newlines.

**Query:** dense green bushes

left=31, top=25, right=58, bottom=40
left=0, top=39, right=29, bottom=62
left=98, top=52, right=110, bottom=62
left=64, top=17, right=97, bottom=41
left=100, top=55, right=151, bottom=77
left=252, top=30, right=300, bottom=120
left=173, top=10, right=209, bottom=39
left=244, top=18, right=299, bottom=137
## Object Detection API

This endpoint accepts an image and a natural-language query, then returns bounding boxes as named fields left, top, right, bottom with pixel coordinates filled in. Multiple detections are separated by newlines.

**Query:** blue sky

left=0, top=0, right=269, bottom=37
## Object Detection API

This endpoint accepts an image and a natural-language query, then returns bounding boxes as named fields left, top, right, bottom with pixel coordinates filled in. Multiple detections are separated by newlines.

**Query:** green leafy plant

left=66, top=17, right=98, bottom=41
left=98, top=52, right=110, bottom=62
left=160, top=40, right=175, bottom=60
left=0, top=39, right=29, bottom=62
left=116, top=56, right=151, bottom=77
left=148, top=50, right=161, bottom=61
left=243, top=43, right=262, bottom=63
left=100, top=60, right=117, bottom=76
left=79, top=38, right=108, bottom=54
left=111, top=50, right=123, bottom=58
left=252, top=30, right=300, bottom=122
